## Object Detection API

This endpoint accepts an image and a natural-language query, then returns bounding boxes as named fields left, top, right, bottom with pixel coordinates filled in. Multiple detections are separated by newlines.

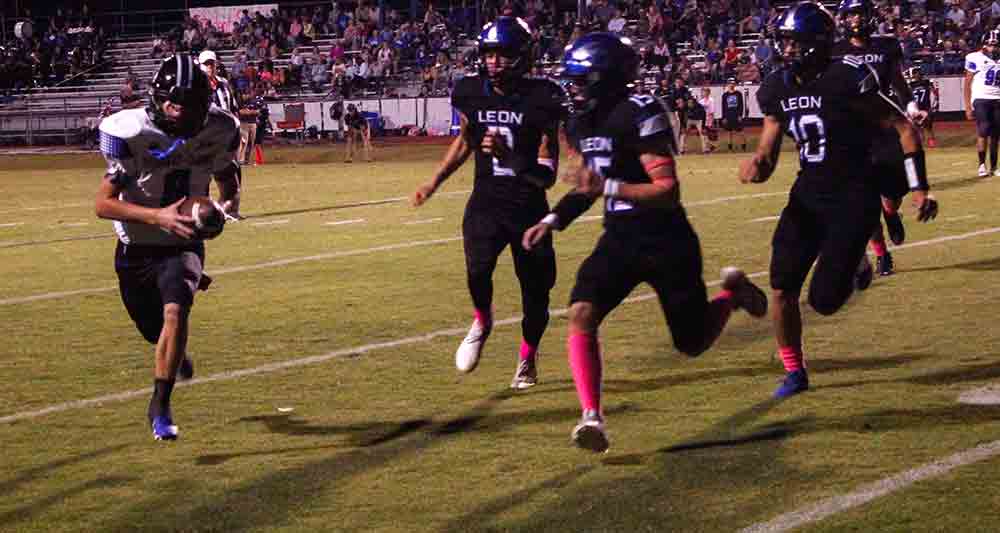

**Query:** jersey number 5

left=588, top=155, right=633, bottom=213
left=487, top=126, right=515, bottom=176
left=788, top=114, right=826, bottom=164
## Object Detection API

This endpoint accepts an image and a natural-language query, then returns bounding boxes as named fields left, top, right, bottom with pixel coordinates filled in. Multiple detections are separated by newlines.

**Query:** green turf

left=1, top=128, right=999, bottom=532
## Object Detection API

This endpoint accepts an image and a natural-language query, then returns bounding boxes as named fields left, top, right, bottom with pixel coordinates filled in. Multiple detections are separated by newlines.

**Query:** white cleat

left=979, top=164, right=989, bottom=178
left=455, top=319, right=490, bottom=373
left=993, top=168, right=1000, bottom=178
left=510, top=358, right=538, bottom=389
left=572, top=409, right=609, bottom=453
left=721, top=267, right=768, bottom=318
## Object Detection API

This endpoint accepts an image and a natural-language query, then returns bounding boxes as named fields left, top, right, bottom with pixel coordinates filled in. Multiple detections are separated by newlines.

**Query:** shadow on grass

left=930, top=175, right=986, bottom=192
left=440, top=398, right=805, bottom=532
left=0, top=443, right=130, bottom=497
left=902, top=256, right=1000, bottom=273
left=0, top=475, right=137, bottom=526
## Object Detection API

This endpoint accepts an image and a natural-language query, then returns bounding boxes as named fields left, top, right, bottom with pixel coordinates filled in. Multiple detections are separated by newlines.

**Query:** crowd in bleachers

left=0, top=6, right=107, bottom=96
left=6, top=0, right=1000, bottom=104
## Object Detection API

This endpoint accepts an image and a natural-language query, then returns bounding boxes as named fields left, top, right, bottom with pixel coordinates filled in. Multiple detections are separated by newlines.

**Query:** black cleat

left=877, top=253, right=895, bottom=277
left=884, top=211, right=905, bottom=245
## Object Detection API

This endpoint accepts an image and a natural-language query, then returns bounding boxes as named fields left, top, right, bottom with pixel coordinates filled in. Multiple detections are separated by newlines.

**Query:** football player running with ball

left=411, top=18, right=564, bottom=389
left=95, top=54, right=240, bottom=441
left=523, top=33, right=768, bottom=453
left=741, top=3, right=938, bottom=399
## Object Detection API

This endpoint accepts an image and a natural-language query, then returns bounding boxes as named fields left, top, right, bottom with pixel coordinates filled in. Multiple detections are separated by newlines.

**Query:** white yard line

left=251, top=219, right=290, bottom=226
left=323, top=218, right=365, bottom=226
left=59, top=222, right=89, bottom=227
left=750, top=215, right=781, bottom=223
left=403, top=218, right=443, bottom=225
left=739, top=440, right=1000, bottom=533
left=0, top=272, right=767, bottom=426
left=0, top=202, right=90, bottom=215
left=0, top=222, right=25, bottom=227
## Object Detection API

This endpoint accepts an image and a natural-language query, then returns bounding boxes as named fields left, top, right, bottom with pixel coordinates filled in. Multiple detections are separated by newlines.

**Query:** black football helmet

left=477, top=17, right=534, bottom=91
left=558, top=32, right=639, bottom=114
left=149, top=54, right=212, bottom=138
left=774, top=2, right=837, bottom=81
left=903, top=66, right=922, bottom=84
left=837, top=0, right=875, bottom=39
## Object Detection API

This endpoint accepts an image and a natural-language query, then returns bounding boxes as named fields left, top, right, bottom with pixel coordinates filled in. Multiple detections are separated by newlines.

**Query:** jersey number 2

left=788, top=114, right=826, bottom=164
left=488, top=126, right=515, bottom=176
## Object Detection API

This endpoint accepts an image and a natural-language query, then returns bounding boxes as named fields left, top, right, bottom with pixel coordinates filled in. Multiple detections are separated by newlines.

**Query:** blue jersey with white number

left=965, top=50, right=1000, bottom=101
left=565, top=94, right=688, bottom=236
left=757, top=61, right=888, bottom=186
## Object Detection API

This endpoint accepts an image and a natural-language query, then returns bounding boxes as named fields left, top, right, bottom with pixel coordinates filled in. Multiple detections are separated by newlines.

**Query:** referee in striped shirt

left=199, top=50, right=246, bottom=219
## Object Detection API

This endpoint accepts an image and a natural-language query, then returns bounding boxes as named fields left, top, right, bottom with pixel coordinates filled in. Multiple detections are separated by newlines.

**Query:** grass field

left=1, top=127, right=999, bottom=532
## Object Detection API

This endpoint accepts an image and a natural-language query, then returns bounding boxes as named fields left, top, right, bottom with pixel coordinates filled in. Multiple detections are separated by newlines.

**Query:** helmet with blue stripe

left=558, top=32, right=639, bottom=113
left=837, top=0, right=874, bottom=38
left=149, top=54, right=212, bottom=138
left=477, top=17, right=534, bottom=90
left=774, top=2, right=837, bottom=80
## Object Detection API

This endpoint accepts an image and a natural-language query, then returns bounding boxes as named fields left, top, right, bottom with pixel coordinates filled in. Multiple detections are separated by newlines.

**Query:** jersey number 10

left=787, top=114, right=826, bottom=164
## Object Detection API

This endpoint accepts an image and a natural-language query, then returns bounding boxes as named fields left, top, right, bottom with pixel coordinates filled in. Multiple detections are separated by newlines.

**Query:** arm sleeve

left=551, top=191, right=598, bottom=230
left=966, top=54, right=980, bottom=73
left=99, top=130, right=139, bottom=185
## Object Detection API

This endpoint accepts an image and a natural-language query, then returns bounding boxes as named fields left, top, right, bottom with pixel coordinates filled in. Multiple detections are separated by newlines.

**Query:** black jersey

left=910, top=79, right=934, bottom=111
left=451, top=75, right=565, bottom=210
left=757, top=61, right=889, bottom=186
left=722, top=90, right=745, bottom=118
left=831, top=36, right=903, bottom=97
left=564, top=94, right=688, bottom=237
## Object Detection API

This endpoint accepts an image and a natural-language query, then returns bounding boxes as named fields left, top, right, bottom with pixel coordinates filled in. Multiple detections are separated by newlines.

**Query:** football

left=179, top=195, right=225, bottom=240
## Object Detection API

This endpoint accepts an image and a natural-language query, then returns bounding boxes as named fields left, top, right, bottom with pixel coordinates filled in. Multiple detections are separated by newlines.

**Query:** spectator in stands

left=120, top=78, right=143, bottom=109
left=310, top=54, right=330, bottom=92
left=376, top=41, right=395, bottom=76
left=608, top=7, right=628, bottom=34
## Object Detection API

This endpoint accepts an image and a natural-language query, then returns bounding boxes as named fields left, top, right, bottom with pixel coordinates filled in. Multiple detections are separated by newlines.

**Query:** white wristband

left=603, top=179, right=623, bottom=198
left=540, top=213, right=559, bottom=228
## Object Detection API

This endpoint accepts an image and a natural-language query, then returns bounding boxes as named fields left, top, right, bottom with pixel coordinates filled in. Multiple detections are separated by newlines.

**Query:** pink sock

left=568, top=332, right=602, bottom=413
left=474, top=308, right=492, bottom=329
left=779, top=345, right=804, bottom=373
left=870, top=239, right=887, bottom=257
left=519, top=340, right=537, bottom=361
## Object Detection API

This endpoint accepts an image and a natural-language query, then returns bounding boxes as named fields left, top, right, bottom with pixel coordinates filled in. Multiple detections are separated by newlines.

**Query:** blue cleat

left=151, top=415, right=179, bottom=441
left=774, top=369, right=809, bottom=399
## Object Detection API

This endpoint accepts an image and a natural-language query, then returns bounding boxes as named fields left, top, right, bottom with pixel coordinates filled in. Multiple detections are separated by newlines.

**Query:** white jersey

left=99, top=107, right=239, bottom=246
left=965, top=50, right=1000, bottom=101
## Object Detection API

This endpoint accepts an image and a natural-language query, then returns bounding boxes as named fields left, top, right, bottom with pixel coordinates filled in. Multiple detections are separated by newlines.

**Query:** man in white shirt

left=965, top=30, right=1000, bottom=176
left=607, top=7, right=627, bottom=33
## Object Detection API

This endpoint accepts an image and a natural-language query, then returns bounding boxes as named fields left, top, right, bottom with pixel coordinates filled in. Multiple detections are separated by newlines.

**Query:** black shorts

left=722, top=115, right=743, bottom=132
left=769, top=180, right=881, bottom=295
left=462, top=198, right=556, bottom=291
left=115, top=241, right=205, bottom=344
left=569, top=222, right=710, bottom=349
left=676, top=112, right=688, bottom=130
left=973, top=99, right=1000, bottom=137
